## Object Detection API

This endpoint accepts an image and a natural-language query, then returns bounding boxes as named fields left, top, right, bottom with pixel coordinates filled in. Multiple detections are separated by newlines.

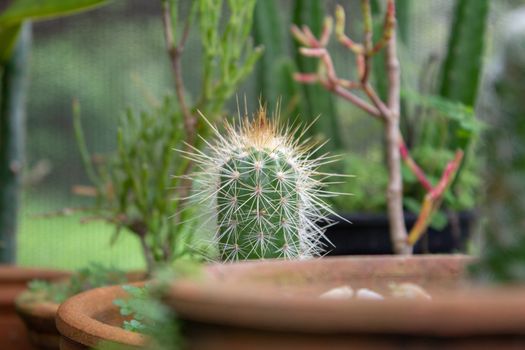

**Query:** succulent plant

left=183, top=106, right=340, bottom=261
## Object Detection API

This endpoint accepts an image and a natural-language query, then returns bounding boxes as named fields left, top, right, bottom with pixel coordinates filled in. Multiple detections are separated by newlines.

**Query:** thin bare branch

left=161, top=0, right=196, bottom=146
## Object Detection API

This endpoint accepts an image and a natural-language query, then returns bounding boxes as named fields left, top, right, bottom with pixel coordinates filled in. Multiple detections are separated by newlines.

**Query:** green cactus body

left=217, top=147, right=300, bottom=260
left=439, top=0, right=489, bottom=150
left=186, top=107, right=336, bottom=261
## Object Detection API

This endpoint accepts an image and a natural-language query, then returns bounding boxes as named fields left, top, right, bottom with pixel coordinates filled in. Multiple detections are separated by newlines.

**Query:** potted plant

left=0, top=266, right=68, bottom=350
left=250, top=0, right=486, bottom=257
left=54, top=3, right=525, bottom=349
left=53, top=0, right=262, bottom=348
left=291, top=0, right=487, bottom=255
left=0, top=0, right=113, bottom=348
left=56, top=87, right=347, bottom=350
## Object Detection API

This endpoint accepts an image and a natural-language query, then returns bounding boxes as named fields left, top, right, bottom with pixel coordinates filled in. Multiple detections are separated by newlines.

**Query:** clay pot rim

left=15, top=296, right=59, bottom=319
left=0, top=265, right=70, bottom=283
left=14, top=270, right=146, bottom=319
left=56, top=282, right=147, bottom=348
left=167, top=254, right=525, bottom=337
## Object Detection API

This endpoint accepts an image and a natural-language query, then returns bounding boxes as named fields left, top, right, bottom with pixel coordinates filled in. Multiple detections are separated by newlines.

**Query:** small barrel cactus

left=185, top=106, right=339, bottom=261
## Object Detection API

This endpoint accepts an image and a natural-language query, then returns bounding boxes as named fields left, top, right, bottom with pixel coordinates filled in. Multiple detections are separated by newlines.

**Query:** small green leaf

left=0, top=0, right=108, bottom=27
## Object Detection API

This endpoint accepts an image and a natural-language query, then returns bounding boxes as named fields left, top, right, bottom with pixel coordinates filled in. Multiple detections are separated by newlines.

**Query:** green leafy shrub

left=21, top=263, right=127, bottom=304
left=74, top=0, right=262, bottom=272
left=329, top=92, right=482, bottom=226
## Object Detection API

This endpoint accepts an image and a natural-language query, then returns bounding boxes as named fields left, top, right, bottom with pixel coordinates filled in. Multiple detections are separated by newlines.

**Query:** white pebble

left=389, top=282, right=432, bottom=300
left=319, top=286, right=354, bottom=300
left=356, top=288, right=384, bottom=300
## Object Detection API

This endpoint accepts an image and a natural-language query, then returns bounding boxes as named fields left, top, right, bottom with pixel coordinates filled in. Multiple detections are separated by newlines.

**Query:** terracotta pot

left=56, top=283, right=147, bottom=350
left=16, top=272, right=146, bottom=350
left=0, top=265, right=68, bottom=350
left=166, top=255, right=525, bottom=350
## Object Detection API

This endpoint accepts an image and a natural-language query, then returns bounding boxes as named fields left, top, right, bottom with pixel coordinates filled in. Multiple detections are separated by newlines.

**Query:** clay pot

left=0, top=265, right=68, bottom=350
left=56, top=283, right=147, bottom=350
left=166, top=255, right=525, bottom=350
left=16, top=272, right=146, bottom=350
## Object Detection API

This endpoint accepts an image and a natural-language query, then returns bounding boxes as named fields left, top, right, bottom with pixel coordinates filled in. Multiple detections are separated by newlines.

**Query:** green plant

left=439, top=0, right=489, bottom=151
left=288, top=0, right=487, bottom=247
left=183, top=107, right=341, bottom=261
left=471, top=9, right=525, bottom=283
left=252, top=0, right=301, bottom=121
left=0, top=0, right=108, bottom=263
left=330, top=92, right=482, bottom=227
left=110, top=263, right=202, bottom=349
left=20, top=263, right=127, bottom=304
left=74, top=0, right=261, bottom=273
left=292, top=0, right=466, bottom=254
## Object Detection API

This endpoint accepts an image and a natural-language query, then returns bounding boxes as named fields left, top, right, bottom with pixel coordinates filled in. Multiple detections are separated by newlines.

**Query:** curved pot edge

left=56, top=283, right=147, bottom=348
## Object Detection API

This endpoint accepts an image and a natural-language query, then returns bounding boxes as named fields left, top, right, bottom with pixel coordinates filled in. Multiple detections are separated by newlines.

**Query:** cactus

left=252, top=0, right=284, bottom=109
left=253, top=0, right=300, bottom=119
left=439, top=0, right=489, bottom=150
left=185, top=107, right=337, bottom=261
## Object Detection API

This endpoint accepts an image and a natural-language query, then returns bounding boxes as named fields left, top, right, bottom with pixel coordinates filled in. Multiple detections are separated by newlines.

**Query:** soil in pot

left=321, top=211, right=475, bottom=255
left=0, top=265, right=68, bottom=350
left=16, top=270, right=145, bottom=350
left=166, top=255, right=525, bottom=350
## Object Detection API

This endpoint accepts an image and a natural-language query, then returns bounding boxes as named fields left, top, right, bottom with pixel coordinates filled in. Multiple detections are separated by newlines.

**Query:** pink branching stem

left=294, top=73, right=318, bottom=84
left=399, top=139, right=433, bottom=192
left=292, top=1, right=465, bottom=251
left=430, top=151, right=464, bottom=200
left=407, top=150, right=464, bottom=245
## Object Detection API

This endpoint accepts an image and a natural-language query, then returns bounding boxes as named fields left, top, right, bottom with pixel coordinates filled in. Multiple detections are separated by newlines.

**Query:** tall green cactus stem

left=439, top=0, right=489, bottom=150
left=0, top=23, right=30, bottom=263
left=253, top=0, right=283, bottom=109
left=185, top=107, right=337, bottom=261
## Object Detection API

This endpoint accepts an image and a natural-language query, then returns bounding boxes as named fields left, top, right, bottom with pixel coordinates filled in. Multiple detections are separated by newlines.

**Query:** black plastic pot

left=321, top=211, right=475, bottom=255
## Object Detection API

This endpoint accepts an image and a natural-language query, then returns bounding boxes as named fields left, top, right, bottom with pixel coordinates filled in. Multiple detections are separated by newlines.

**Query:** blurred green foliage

left=472, top=9, right=525, bottom=283
left=0, top=0, right=107, bottom=62
left=15, top=0, right=525, bottom=267
left=325, top=0, right=488, bottom=222
left=330, top=91, right=482, bottom=228
left=111, top=263, right=202, bottom=349
left=21, top=263, right=127, bottom=303
left=74, top=0, right=261, bottom=273
left=28, top=13, right=172, bottom=194
left=1, top=0, right=111, bottom=263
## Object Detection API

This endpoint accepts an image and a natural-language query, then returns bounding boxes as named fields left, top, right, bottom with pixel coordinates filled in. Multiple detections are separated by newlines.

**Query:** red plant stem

left=332, top=85, right=382, bottom=120
left=399, top=139, right=433, bottom=191
left=407, top=150, right=464, bottom=245
left=360, top=0, right=373, bottom=83
left=430, top=150, right=464, bottom=200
